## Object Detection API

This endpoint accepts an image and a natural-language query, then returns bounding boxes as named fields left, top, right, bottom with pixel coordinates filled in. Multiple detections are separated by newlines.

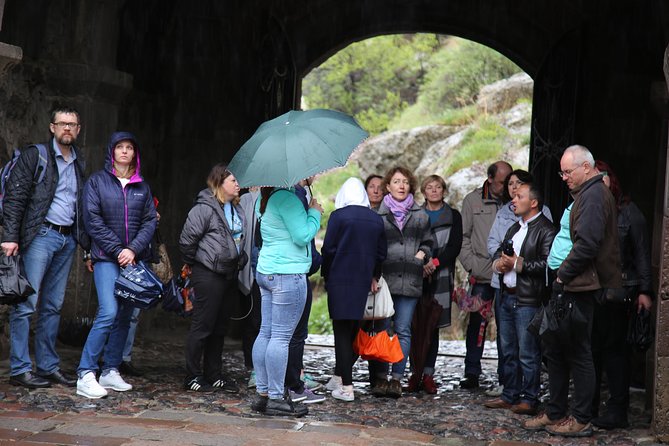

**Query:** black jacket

left=494, top=213, right=557, bottom=306
left=2, top=140, right=89, bottom=251
left=618, top=202, right=653, bottom=296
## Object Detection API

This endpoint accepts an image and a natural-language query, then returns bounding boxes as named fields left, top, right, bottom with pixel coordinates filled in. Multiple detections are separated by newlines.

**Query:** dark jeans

left=494, top=288, right=504, bottom=385
left=464, top=283, right=495, bottom=377
left=592, top=300, right=630, bottom=417
left=543, top=290, right=596, bottom=424
left=241, top=281, right=262, bottom=369
left=185, top=264, right=237, bottom=382
left=498, top=292, right=541, bottom=406
left=332, top=319, right=360, bottom=385
left=285, top=278, right=312, bottom=392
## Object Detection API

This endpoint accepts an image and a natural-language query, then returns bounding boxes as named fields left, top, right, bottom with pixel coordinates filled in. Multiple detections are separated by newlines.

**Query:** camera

left=502, top=239, right=515, bottom=256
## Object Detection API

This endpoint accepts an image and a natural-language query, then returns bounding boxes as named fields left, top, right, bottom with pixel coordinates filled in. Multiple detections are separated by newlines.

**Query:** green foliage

left=420, top=39, right=522, bottom=113
left=444, top=117, right=508, bottom=175
left=308, top=294, right=333, bottom=335
left=302, top=34, right=441, bottom=135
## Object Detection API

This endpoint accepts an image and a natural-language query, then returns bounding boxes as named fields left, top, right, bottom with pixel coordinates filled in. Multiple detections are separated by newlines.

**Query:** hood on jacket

left=105, top=131, right=143, bottom=182
left=335, top=177, right=370, bottom=209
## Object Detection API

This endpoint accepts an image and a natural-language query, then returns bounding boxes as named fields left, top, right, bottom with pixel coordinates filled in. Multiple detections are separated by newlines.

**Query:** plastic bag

left=353, top=328, right=404, bottom=363
left=0, top=253, right=35, bottom=305
left=161, top=267, right=194, bottom=317
left=114, top=261, right=163, bottom=309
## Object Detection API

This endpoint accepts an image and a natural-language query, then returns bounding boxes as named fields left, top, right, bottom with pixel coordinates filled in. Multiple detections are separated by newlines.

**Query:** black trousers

left=241, top=281, right=262, bottom=369
left=284, top=278, right=312, bottom=392
left=185, top=263, right=237, bottom=382
left=543, top=290, right=596, bottom=424
left=332, top=319, right=360, bottom=386
left=592, top=300, right=630, bottom=417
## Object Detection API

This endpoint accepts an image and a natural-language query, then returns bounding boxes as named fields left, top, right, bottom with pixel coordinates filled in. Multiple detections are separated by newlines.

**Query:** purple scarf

left=384, top=193, right=414, bottom=231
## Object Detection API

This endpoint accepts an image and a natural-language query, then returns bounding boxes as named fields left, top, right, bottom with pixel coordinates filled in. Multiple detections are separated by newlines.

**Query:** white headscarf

left=334, top=177, right=371, bottom=210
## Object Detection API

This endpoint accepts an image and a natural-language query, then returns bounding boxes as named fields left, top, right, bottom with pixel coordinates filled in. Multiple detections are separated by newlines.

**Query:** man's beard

left=56, top=134, right=76, bottom=146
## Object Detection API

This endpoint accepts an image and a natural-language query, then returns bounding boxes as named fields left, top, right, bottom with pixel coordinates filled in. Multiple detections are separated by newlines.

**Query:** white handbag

left=363, top=276, right=395, bottom=320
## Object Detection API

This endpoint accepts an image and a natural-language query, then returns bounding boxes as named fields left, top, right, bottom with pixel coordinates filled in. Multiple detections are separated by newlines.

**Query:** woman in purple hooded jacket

left=75, top=131, right=157, bottom=399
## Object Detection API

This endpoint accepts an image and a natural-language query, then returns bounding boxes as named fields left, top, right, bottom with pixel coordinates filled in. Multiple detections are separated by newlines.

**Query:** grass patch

left=444, top=117, right=508, bottom=175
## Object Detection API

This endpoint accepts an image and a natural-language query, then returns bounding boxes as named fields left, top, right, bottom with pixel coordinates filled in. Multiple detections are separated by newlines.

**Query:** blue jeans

left=464, top=283, right=494, bottom=376
left=498, top=292, right=541, bottom=406
left=9, top=225, right=76, bottom=375
left=252, top=273, right=307, bottom=399
left=77, top=262, right=135, bottom=376
left=391, top=295, right=418, bottom=380
left=123, top=307, right=141, bottom=361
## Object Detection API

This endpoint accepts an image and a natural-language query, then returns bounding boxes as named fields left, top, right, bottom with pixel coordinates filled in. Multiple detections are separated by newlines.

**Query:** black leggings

left=332, top=319, right=360, bottom=386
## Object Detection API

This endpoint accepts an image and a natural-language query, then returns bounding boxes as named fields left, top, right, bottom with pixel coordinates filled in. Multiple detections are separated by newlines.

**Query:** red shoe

left=407, top=373, right=422, bottom=393
left=422, top=375, right=438, bottom=394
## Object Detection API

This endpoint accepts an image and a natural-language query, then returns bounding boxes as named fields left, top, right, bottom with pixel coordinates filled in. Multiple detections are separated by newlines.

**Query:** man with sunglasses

left=523, top=145, right=621, bottom=437
left=1, top=106, right=89, bottom=389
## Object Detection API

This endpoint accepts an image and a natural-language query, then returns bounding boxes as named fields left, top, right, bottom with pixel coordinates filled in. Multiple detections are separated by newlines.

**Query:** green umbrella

left=228, top=109, right=368, bottom=188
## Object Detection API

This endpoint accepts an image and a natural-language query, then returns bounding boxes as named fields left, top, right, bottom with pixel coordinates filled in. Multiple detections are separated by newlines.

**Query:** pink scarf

left=384, top=193, right=414, bottom=231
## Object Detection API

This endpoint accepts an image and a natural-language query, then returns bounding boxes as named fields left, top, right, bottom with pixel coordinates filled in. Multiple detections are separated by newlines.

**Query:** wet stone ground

left=0, top=332, right=657, bottom=446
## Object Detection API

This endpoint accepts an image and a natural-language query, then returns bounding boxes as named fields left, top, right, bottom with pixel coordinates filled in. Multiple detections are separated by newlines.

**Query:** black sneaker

left=459, top=374, right=479, bottom=389
left=210, top=377, right=238, bottom=393
left=265, top=397, right=308, bottom=417
left=592, top=412, right=629, bottom=430
left=119, top=361, right=143, bottom=377
left=251, top=395, right=268, bottom=412
left=184, top=376, right=214, bottom=392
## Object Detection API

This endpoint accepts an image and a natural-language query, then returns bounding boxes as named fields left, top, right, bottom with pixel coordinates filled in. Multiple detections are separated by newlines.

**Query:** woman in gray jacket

left=179, top=164, right=247, bottom=392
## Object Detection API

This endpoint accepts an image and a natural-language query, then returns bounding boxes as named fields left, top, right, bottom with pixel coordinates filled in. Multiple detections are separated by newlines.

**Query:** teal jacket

left=547, top=203, right=573, bottom=270
left=256, top=188, right=321, bottom=274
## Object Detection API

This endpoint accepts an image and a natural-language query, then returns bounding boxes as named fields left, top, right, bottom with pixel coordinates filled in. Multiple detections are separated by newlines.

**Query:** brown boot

left=522, top=412, right=566, bottom=431
left=545, top=416, right=593, bottom=437
left=511, top=402, right=538, bottom=415
left=483, top=398, right=513, bottom=409
left=387, top=379, right=402, bottom=398
left=371, top=379, right=389, bottom=397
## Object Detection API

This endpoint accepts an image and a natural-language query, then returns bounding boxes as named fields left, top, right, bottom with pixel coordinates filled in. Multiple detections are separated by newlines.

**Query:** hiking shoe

left=211, top=377, right=238, bottom=393
left=303, top=373, right=323, bottom=391
left=485, top=384, right=504, bottom=397
left=371, top=379, right=389, bottom=397
left=387, top=379, right=402, bottom=398
left=325, top=375, right=343, bottom=392
left=592, top=412, right=629, bottom=430
left=251, top=394, right=268, bottom=412
left=332, top=385, right=355, bottom=402
left=295, top=388, right=326, bottom=404
left=265, top=397, right=308, bottom=417
left=184, top=376, right=214, bottom=392
left=407, top=373, right=421, bottom=393
left=76, top=372, right=108, bottom=399
left=99, top=370, right=132, bottom=392
left=523, top=412, right=566, bottom=431
left=459, top=374, right=479, bottom=389
left=545, top=416, right=593, bottom=437
left=247, top=370, right=256, bottom=389
left=422, top=375, right=438, bottom=394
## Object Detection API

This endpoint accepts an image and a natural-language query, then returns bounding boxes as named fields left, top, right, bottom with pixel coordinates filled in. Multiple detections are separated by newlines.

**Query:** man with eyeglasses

left=1, top=106, right=90, bottom=389
left=522, top=145, right=621, bottom=437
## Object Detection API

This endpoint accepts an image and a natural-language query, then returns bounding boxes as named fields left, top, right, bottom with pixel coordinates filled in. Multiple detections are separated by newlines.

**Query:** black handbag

left=627, top=308, right=654, bottom=352
left=0, top=253, right=35, bottom=305
left=114, top=261, right=164, bottom=309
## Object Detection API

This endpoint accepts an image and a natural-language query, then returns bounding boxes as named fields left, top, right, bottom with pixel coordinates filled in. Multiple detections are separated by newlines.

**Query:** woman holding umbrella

left=251, top=185, right=323, bottom=416
left=374, top=166, right=434, bottom=398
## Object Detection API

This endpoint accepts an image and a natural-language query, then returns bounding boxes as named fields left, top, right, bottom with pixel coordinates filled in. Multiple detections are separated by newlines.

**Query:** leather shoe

left=38, top=370, right=76, bottom=387
left=459, top=374, right=479, bottom=389
left=484, top=398, right=513, bottom=409
left=511, top=402, right=538, bottom=415
left=265, top=397, right=308, bottom=417
left=9, top=372, right=51, bottom=389
left=119, top=361, right=143, bottom=377
left=592, top=412, right=629, bottom=430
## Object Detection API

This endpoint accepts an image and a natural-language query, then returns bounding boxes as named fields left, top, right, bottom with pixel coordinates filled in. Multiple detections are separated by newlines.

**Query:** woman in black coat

left=321, top=178, right=387, bottom=402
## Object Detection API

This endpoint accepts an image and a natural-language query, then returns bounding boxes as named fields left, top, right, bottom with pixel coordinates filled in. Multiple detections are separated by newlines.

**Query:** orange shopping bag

left=353, top=328, right=404, bottom=363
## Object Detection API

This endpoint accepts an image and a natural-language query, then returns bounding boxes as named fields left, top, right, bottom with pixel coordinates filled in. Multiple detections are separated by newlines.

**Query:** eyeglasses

left=557, top=164, right=584, bottom=178
left=52, top=122, right=80, bottom=129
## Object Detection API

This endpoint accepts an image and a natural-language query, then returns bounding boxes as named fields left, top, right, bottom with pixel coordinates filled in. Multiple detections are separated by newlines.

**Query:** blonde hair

left=206, top=163, right=239, bottom=204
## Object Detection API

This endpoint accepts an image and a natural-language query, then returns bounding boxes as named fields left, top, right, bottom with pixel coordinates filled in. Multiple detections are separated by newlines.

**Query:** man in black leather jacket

left=484, top=183, right=556, bottom=415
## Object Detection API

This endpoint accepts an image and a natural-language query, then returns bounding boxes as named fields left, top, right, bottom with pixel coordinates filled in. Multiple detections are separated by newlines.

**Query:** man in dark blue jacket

left=1, top=106, right=89, bottom=389
left=284, top=178, right=325, bottom=403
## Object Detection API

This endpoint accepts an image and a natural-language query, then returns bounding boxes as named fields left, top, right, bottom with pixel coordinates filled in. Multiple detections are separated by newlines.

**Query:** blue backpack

left=0, top=144, right=49, bottom=222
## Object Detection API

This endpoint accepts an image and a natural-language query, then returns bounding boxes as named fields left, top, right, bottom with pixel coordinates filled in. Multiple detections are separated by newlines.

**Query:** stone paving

left=0, top=331, right=660, bottom=445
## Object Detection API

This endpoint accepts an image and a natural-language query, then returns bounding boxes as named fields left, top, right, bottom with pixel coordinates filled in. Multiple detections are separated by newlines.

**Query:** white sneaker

left=76, top=372, right=108, bottom=399
left=332, top=385, right=354, bottom=402
left=485, top=385, right=504, bottom=397
left=325, top=375, right=343, bottom=391
left=99, top=369, right=133, bottom=392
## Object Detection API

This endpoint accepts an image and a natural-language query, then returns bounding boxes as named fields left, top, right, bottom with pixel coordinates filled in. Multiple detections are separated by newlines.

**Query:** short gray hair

left=564, top=145, right=595, bottom=167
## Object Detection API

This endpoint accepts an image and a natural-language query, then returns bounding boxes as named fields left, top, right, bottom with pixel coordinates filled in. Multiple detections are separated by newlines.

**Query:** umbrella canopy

left=228, top=109, right=368, bottom=188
